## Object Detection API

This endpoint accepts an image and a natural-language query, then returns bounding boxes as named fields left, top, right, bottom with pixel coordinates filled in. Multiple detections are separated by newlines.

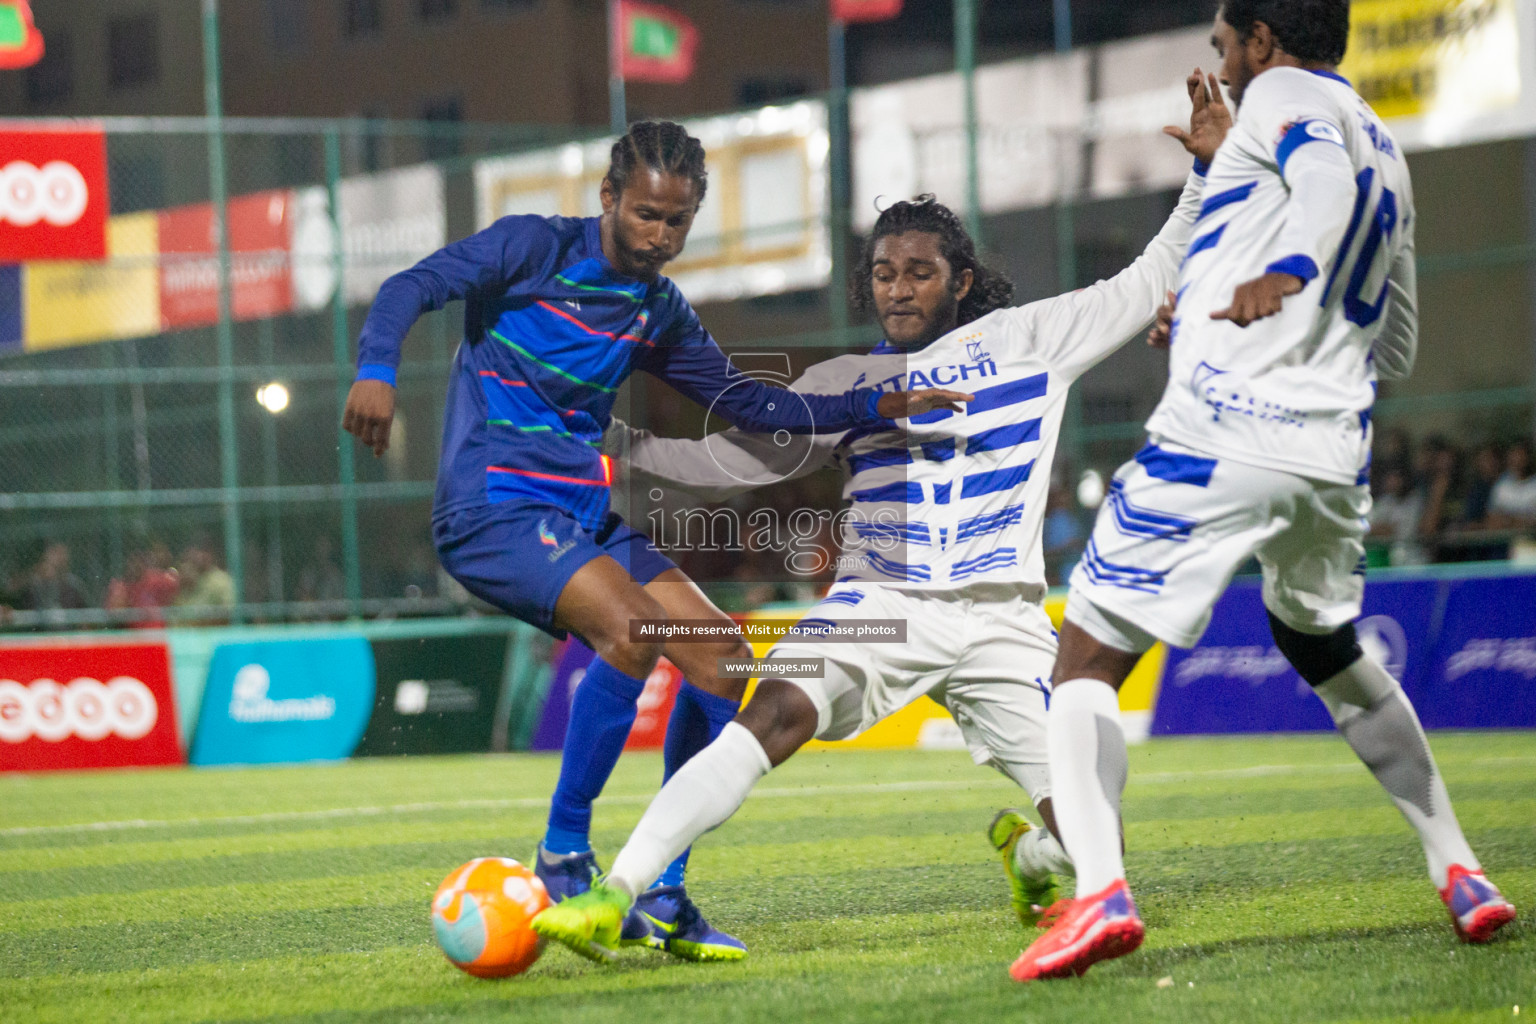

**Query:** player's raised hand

left=877, top=388, right=974, bottom=419
left=1147, top=289, right=1178, bottom=348
left=343, top=378, right=396, bottom=457
left=1163, top=69, right=1231, bottom=167
left=1210, top=272, right=1305, bottom=327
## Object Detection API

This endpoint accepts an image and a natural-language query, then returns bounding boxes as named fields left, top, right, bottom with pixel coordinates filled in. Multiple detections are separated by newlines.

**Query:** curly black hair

left=1218, top=0, right=1350, bottom=65
left=849, top=195, right=1014, bottom=328
left=605, top=120, right=708, bottom=206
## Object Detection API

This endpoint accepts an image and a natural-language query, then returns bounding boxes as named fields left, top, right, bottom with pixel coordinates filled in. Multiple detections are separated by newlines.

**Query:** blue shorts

left=433, top=502, right=677, bottom=639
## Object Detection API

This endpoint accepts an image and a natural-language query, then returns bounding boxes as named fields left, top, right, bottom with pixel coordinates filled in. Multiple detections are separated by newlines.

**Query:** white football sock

left=1047, top=680, right=1128, bottom=896
left=606, top=721, right=771, bottom=897
left=1315, top=655, right=1478, bottom=889
left=1015, top=825, right=1074, bottom=881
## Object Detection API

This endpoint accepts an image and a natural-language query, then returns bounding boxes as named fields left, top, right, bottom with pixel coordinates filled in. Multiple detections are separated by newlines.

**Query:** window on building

left=26, top=30, right=72, bottom=105
left=419, top=0, right=457, bottom=23
left=736, top=76, right=810, bottom=108
left=422, top=97, right=463, bottom=161
left=267, top=0, right=307, bottom=53
left=108, top=14, right=160, bottom=90
left=342, top=0, right=383, bottom=38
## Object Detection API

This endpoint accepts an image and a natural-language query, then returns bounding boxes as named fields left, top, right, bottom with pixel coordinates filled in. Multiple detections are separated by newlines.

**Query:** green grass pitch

left=1, top=732, right=1532, bottom=1023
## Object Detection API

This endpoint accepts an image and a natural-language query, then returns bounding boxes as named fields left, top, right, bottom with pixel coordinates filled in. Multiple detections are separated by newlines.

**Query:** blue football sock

left=655, top=681, right=742, bottom=887
left=543, top=656, right=649, bottom=856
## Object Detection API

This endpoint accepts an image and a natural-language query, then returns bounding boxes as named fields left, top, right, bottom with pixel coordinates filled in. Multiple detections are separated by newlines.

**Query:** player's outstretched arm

left=343, top=215, right=555, bottom=456
left=603, top=415, right=836, bottom=502
left=1008, top=68, right=1226, bottom=381
left=639, top=311, right=970, bottom=433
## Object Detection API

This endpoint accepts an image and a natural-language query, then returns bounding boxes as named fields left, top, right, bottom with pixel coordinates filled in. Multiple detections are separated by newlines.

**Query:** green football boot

left=987, top=808, right=1061, bottom=927
left=530, top=882, right=633, bottom=963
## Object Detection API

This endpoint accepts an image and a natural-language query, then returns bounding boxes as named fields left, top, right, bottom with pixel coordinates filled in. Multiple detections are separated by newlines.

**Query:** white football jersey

left=608, top=174, right=1205, bottom=592
left=1145, top=67, right=1417, bottom=487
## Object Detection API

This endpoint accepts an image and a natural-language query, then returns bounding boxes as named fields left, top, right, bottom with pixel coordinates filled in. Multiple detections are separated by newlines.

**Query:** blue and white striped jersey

left=1146, top=67, right=1417, bottom=487
left=610, top=174, right=1206, bottom=592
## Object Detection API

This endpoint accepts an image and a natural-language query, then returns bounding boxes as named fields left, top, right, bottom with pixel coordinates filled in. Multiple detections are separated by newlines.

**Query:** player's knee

left=588, top=590, right=668, bottom=677
left=1053, top=618, right=1140, bottom=690
left=736, top=679, right=818, bottom=766
left=661, top=623, right=751, bottom=701
left=1267, top=612, right=1361, bottom=687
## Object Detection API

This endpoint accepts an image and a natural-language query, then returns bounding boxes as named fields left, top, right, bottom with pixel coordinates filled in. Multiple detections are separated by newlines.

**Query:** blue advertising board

left=1417, top=574, right=1536, bottom=728
left=190, top=637, right=375, bottom=765
left=1153, top=577, right=1440, bottom=736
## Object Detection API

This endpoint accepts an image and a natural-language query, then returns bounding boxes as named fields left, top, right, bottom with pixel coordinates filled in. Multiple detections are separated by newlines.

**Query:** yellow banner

left=24, top=212, right=160, bottom=351
left=1342, top=0, right=1520, bottom=120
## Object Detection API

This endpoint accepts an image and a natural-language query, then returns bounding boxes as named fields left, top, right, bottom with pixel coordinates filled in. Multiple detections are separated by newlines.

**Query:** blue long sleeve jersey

left=356, top=214, right=892, bottom=531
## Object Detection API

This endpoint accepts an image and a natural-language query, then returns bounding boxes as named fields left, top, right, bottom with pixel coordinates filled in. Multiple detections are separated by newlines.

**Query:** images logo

left=965, top=339, right=990, bottom=363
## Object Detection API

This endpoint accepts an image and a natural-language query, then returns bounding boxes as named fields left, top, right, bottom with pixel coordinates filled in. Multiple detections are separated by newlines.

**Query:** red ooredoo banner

left=0, top=641, right=183, bottom=771
left=0, top=128, right=108, bottom=261
left=158, top=190, right=295, bottom=329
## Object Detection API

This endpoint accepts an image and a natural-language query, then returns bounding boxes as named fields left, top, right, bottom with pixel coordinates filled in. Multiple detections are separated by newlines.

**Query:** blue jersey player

left=342, top=121, right=968, bottom=962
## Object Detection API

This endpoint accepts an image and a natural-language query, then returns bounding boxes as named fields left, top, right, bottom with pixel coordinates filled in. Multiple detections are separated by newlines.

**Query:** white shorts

left=1068, top=438, right=1369, bottom=651
left=762, top=582, right=1056, bottom=797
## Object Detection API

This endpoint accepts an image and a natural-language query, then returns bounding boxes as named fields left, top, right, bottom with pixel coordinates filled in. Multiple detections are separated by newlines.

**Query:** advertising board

left=189, top=637, right=374, bottom=765
left=354, top=634, right=510, bottom=756
left=0, top=127, right=108, bottom=261
left=1154, top=578, right=1441, bottom=735
left=0, top=641, right=182, bottom=771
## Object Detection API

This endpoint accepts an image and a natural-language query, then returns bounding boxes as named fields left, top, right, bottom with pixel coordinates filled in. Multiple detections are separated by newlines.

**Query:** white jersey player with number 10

left=1072, top=62, right=1418, bottom=650
left=1017, top=0, right=1515, bottom=986
left=1150, top=64, right=1415, bottom=492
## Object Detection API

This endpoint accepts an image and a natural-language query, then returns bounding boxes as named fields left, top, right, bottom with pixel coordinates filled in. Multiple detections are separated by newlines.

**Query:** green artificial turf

left=1, top=733, right=1531, bottom=1023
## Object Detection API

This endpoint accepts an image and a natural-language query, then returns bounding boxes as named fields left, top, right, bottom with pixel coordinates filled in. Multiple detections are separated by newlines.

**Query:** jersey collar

left=1308, top=68, right=1352, bottom=88
left=870, top=338, right=899, bottom=354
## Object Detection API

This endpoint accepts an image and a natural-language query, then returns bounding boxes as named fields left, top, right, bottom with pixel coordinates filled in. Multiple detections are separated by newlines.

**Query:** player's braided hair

left=606, top=120, right=709, bottom=206
left=1218, top=0, right=1350, bottom=66
left=850, top=194, right=1015, bottom=327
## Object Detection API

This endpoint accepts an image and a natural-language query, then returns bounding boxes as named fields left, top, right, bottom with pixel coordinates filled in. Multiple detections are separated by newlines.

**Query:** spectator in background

left=1369, top=465, right=1427, bottom=565
left=1375, top=427, right=1413, bottom=484
left=1487, top=439, right=1536, bottom=530
left=175, top=539, right=235, bottom=623
left=106, top=541, right=180, bottom=628
left=295, top=536, right=346, bottom=607
left=25, top=541, right=89, bottom=627
left=1460, top=442, right=1505, bottom=527
left=1416, top=435, right=1462, bottom=537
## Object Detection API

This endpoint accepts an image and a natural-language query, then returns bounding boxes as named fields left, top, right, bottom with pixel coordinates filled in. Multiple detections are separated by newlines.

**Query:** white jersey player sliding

left=530, top=77, right=1230, bottom=964
left=1013, top=0, right=1517, bottom=984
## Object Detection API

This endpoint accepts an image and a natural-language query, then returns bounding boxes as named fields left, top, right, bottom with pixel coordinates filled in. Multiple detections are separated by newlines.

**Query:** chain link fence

left=3, top=109, right=1535, bottom=628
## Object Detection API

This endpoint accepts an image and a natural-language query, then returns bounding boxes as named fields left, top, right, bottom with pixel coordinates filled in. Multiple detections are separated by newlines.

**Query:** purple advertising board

left=531, top=639, right=596, bottom=752
left=1416, top=574, right=1536, bottom=728
left=1153, top=577, right=1440, bottom=736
